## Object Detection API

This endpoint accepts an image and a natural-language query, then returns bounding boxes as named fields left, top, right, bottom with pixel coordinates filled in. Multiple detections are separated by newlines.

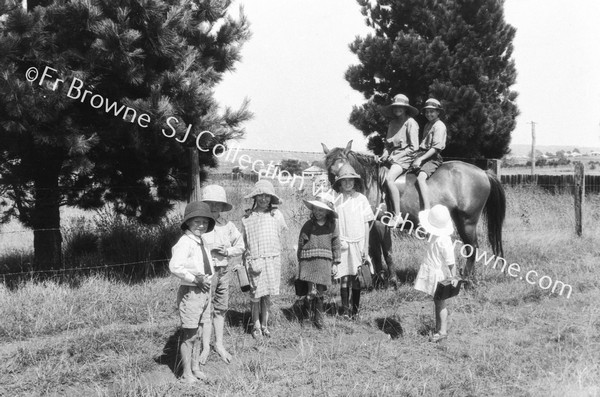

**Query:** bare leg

left=251, top=299, right=261, bottom=338
left=434, top=299, right=448, bottom=335
left=416, top=172, right=431, bottom=210
left=198, top=323, right=211, bottom=365
left=385, top=164, right=406, bottom=220
left=213, top=310, right=232, bottom=363
left=260, top=296, right=271, bottom=336
left=180, top=328, right=199, bottom=383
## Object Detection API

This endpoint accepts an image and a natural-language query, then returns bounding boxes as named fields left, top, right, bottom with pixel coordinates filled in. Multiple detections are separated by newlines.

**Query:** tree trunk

left=188, top=148, right=202, bottom=202
left=32, top=165, right=63, bottom=271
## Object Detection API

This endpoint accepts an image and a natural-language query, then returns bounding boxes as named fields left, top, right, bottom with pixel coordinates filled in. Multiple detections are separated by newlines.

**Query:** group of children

left=167, top=96, right=458, bottom=383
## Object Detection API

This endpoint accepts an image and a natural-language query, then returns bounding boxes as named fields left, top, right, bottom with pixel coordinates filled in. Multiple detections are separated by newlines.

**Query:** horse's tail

left=484, top=170, right=505, bottom=257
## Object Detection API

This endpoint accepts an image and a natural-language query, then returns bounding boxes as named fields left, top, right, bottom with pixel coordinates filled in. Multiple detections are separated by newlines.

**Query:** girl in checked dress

left=241, top=180, right=287, bottom=338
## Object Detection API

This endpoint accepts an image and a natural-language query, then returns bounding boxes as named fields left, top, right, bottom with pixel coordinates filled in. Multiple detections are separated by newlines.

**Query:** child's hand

left=194, top=274, right=212, bottom=292
left=331, top=264, right=338, bottom=276
left=212, top=245, right=228, bottom=257
left=451, top=278, right=459, bottom=287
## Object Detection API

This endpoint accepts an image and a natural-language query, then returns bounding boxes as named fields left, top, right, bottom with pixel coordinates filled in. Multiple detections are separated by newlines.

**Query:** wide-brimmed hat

left=382, top=94, right=419, bottom=118
left=418, top=205, right=454, bottom=236
left=201, top=184, right=233, bottom=211
left=181, top=201, right=216, bottom=232
left=333, top=164, right=363, bottom=192
left=303, top=192, right=338, bottom=218
left=244, top=179, right=281, bottom=205
left=422, top=98, right=445, bottom=117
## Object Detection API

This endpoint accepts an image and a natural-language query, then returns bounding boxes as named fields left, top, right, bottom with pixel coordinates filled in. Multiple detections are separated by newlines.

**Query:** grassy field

left=1, top=183, right=600, bottom=396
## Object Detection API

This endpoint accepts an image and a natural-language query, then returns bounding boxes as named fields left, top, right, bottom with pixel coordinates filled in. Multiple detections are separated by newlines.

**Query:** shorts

left=210, top=266, right=231, bottom=313
left=412, top=150, right=442, bottom=178
left=176, top=285, right=212, bottom=329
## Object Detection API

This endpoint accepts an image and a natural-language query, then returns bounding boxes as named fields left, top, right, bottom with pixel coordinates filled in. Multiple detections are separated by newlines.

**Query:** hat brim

left=418, top=210, right=454, bottom=236
left=333, top=175, right=364, bottom=192
left=244, top=192, right=281, bottom=205
left=303, top=200, right=338, bottom=218
left=181, top=213, right=216, bottom=232
left=382, top=103, right=419, bottom=118
left=202, top=199, right=233, bottom=212
left=421, top=106, right=445, bottom=117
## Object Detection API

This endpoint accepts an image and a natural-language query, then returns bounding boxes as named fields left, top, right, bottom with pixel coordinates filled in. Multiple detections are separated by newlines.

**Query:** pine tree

left=346, top=0, right=519, bottom=159
left=0, top=0, right=251, bottom=270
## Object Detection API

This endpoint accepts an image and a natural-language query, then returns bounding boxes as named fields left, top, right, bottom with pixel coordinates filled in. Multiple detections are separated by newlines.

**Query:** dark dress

left=297, top=218, right=341, bottom=287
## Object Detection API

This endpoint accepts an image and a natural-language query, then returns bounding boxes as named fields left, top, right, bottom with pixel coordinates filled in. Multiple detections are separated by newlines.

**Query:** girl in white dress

left=414, top=204, right=458, bottom=342
left=332, top=164, right=374, bottom=319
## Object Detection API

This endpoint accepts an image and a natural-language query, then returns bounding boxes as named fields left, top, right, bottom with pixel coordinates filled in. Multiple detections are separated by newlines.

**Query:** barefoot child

left=413, top=204, right=458, bottom=342
left=241, top=180, right=287, bottom=338
left=200, top=185, right=245, bottom=364
left=297, top=193, right=341, bottom=329
left=332, top=164, right=374, bottom=319
left=169, top=201, right=215, bottom=383
left=411, top=98, right=447, bottom=210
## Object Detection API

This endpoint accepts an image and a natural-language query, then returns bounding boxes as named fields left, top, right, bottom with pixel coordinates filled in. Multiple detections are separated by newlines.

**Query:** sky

left=214, top=0, right=600, bottom=154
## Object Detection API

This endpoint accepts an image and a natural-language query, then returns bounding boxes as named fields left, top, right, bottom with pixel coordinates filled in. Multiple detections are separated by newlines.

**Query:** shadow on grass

left=226, top=309, right=252, bottom=334
left=154, top=329, right=182, bottom=378
left=375, top=317, right=404, bottom=339
left=395, top=268, right=418, bottom=284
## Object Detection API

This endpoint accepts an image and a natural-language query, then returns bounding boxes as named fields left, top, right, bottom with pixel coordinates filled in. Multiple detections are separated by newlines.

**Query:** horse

left=322, top=140, right=505, bottom=279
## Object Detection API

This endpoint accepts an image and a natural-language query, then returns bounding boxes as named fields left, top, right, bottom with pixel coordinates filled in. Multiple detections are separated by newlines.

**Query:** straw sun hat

left=382, top=94, right=419, bottom=118
left=333, top=164, right=364, bottom=192
left=421, top=98, right=445, bottom=116
left=418, top=204, right=454, bottom=236
left=201, top=184, right=233, bottom=211
left=244, top=179, right=282, bottom=205
left=181, top=201, right=216, bottom=231
left=302, top=193, right=337, bottom=218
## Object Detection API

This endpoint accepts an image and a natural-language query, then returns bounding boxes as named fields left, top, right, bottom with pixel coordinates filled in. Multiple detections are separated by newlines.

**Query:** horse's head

left=321, top=140, right=354, bottom=178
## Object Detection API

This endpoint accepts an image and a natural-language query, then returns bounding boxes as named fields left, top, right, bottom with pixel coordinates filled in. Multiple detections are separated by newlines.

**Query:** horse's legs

left=368, top=221, right=384, bottom=287
left=453, top=214, right=479, bottom=279
left=369, top=221, right=397, bottom=288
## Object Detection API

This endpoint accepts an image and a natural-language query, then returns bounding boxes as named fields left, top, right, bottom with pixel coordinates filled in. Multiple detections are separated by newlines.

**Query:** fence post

left=487, top=159, right=501, bottom=177
left=574, top=161, right=585, bottom=236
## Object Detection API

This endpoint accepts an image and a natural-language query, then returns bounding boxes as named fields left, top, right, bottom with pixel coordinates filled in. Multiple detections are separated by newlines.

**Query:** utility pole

left=528, top=121, right=536, bottom=176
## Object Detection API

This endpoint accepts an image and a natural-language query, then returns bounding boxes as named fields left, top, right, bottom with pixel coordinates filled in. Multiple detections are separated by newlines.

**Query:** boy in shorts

left=200, top=185, right=245, bottom=364
left=411, top=98, right=447, bottom=210
left=169, top=201, right=216, bottom=383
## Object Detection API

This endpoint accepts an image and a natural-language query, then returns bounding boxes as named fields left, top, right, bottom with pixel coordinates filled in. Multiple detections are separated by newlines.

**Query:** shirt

left=202, top=216, right=245, bottom=268
left=420, top=119, right=447, bottom=151
left=385, top=117, right=419, bottom=154
left=169, top=231, right=215, bottom=286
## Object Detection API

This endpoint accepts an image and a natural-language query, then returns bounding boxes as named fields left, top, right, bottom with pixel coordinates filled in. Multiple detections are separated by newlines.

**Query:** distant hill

left=509, top=144, right=600, bottom=157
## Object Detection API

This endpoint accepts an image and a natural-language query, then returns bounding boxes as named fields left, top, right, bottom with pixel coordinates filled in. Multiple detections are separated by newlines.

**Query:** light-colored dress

left=241, top=209, right=287, bottom=298
left=334, top=192, right=374, bottom=278
left=414, top=235, right=455, bottom=296
left=385, top=117, right=419, bottom=169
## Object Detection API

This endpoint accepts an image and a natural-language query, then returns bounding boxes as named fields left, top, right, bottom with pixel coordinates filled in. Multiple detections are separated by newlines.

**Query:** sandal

left=251, top=328, right=262, bottom=339
left=431, top=332, right=448, bottom=343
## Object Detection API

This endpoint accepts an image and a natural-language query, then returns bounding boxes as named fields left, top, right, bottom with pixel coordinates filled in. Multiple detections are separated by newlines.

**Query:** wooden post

left=574, top=161, right=585, bottom=236
left=188, top=148, right=202, bottom=202
left=529, top=121, right=536, bottom=176
left=487, top=159, right=501, bottom=177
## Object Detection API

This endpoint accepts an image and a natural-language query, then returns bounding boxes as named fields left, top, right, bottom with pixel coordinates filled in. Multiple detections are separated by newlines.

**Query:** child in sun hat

left=241, top=180, right=287, bottom=338
left=332, top=164, right=374, bottom=319
left=199, top=184, right=245, bottom=365
left=411, top=98, right=447, bottom=210
left=297, top=192, right=341, bottom=329
left=413, top=204, right=458, bottom=343
left=169, top=201, right=216, bottom=383
left=380, top=93, right=420, bottom=224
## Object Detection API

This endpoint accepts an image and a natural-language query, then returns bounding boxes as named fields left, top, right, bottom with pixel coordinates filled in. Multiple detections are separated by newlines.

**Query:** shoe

left=261, top=326, right=271, bottom=338
left=251, top=328, right=262, bottom=339
left=431, top=332, right=447, bottom=343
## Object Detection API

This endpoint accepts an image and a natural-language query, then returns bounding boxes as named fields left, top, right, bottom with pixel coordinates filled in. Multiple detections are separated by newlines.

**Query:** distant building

left=302, top=165, right=326, bottom=178
left=591, top=151, right=600, bottom=157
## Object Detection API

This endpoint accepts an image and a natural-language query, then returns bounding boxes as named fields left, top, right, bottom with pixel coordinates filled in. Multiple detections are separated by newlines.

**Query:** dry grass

left=1, top=185, right=600, bottom=396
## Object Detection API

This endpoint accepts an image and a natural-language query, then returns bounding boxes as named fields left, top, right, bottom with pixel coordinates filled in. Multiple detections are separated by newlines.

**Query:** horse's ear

left=321, top=143, right=330, bottom=154
left=344, top=140, right=353, bottom=153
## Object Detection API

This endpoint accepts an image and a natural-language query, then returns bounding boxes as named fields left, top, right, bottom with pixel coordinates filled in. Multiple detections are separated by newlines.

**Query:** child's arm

left=297, top=223, right=310, bottom=260
left=406, top=119, right=419, bottom=153
left=169, top=241, right=197, bottom=285
left=226, top=223, right=245, bottom=257
left=332, top=222, right=341, bottom=275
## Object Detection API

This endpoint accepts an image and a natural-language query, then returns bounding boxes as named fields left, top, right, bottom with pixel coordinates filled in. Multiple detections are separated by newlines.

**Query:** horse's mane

left=324, top=147, right=379, bottom=190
